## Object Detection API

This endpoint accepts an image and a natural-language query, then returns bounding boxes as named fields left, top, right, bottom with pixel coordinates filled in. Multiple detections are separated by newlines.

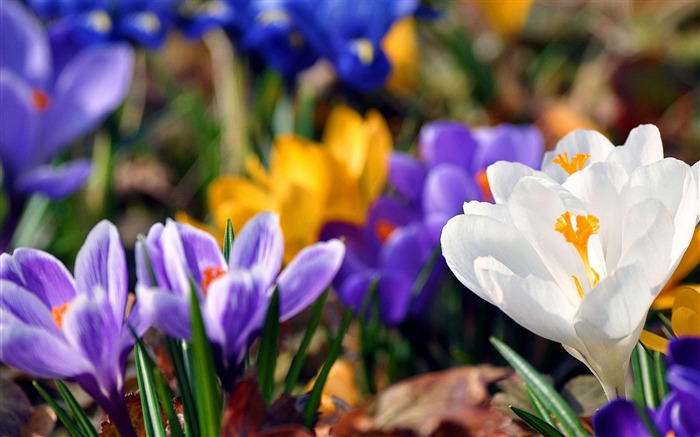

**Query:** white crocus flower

left=441, top=132, right=698, bottom=400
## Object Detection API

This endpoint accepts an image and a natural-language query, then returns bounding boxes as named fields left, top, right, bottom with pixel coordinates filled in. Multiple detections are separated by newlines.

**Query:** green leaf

left=54, top=380, right=99, bottom=437
left=525, top=384, right=557, bottom=429
left=153, top=370, right=185, bottom=437
left=33, top=381, right=82, bottom=437
left=631, top=342, right=659, bottom=408
left=223, top=219, right=235, bottom=263
left=359, top=280, right=380, bottom=394
left=284, top=289, right=329, bottom=392
left=510, top=406, right=565, bottom=437
left=165, top=337, right=198, bottom=437
left=490, top=337, right=586, bottom=437
left=303, top=308, right=354, bottom=429
left=134, top=342, right=167, bottom=437
left=653, top=350, right=669, bottom=400
left=189, top=282, right=222, bottom=436
left=257, top=287, right=280, bottom=405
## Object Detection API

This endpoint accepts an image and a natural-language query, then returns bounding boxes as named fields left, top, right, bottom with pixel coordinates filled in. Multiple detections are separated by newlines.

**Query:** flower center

left=374, top=219, right=397, bottom=242
left=351, top=39, right=374, bottom=65
left=51, top=302, right=71, bottom=328
left=551, top=152, right=590, bottom=175
left=32, top=89, right=50, bottom=111
left=87, top=10, right=113, bottom=33
left=554, top=211, right=600, bottom=297
left=475, top=169, right=492, bottom=202
left=201, top=266, right=226, bottom=296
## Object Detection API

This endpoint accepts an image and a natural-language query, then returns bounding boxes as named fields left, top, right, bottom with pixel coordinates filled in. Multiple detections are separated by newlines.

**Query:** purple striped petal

left=422, top=164, right=481, bottom=217
left=380, top=224, right=429, bottom=282
left=593, top=399, right=654, bottom=437
left=471, top=124, right=544, bottom=173
left=204, top=271, right=266, bottom=364
left=0, top=323, right=90, bottom=379
left=276, top=239, right=345, bottom=322
left=418, top=121, right=477, bottom=170
left=135, top=285, right=192, bottom=341
left=42, top=44, right=133, bottom=158
left=230, top=211, right=283, bottom=288
left=135, top=223, right=168, bottom=289
left=173, top=221, right=226, bottom=287
left=0, top=0, right=51, bottom=89
left=0, top=280, right=59, bottom=333
left=74, top=220, right=127, bottom=325
left=15, top=159, right=92, bottom=199
left=388, top=152, right=425, bottom=202
left=338, top=271, right=412, bottom=325
left=0, top=249, right=75, bottom=308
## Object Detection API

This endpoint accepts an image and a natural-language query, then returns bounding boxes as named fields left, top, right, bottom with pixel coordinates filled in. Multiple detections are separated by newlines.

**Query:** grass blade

left=33, top=381, right=82, bottom=436
left=510, top=406, right=565, bottom=437
left=303, top=308, right=354, bottom=429
left=525, top=384, right=557, bottom=428
left=284, top=289, right=329, bottom=392
left=189, top=282, right=222, bottom=436
left=134, top=342, right=167, bottom=437
left=490, top=337, right=586, bottom=437
left=54, top=380, right=99, bottom=437
left=359, top=281, right=380, bottom=395
left=653, top=350, right=669, bottom=400
left=257, top=287, right=280, bottom=405
left=631, top=342, right=659, bottom=408
left=223, top=219, right=234, bottom=263
left=165, top=337, right=198, bottom=436
left=153, top=369, right=185, bottom=437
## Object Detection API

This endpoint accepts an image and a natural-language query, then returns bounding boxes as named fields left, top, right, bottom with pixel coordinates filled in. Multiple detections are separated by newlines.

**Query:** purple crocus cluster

left=0, top=0, right=133, bottom=251
left=324, top=121, right=544, bottom=324
left=594, top=336, right=700, bottom=437
left=135, top=211, right=344, bottom=385
left=0, top=212, right=344, bottom=433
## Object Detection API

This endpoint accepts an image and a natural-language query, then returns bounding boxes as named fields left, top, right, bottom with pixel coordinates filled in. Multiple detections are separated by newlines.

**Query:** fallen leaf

left=221, top=379, right=267, bottom=437
left=21, top=406, right=56, bottom=437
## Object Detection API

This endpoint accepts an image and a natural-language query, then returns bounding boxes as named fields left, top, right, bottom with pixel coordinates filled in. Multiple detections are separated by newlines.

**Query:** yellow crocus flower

left=382, top=17, right=419, bottom=96
left=640, top=287, right=700, bottom=354
left=651, top=226, right=700, bottom=310
left=180, top=105, right=391, bottom=263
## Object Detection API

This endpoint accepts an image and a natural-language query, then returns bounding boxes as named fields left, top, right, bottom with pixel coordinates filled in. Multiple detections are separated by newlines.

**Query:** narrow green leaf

left=257, top=287, right=281, bottom=405
left=490, top=337, right=586, bottom=437
left=510, top=406, right=565, bottom=437
left=134, top=342, right=167, bottom=437
left=631, top=343, right=658, bottom=408
left=153, top=369, right=185, bottom=437
left=165, top=337, right=198, bottom=437
left=223, top=219, right=235, bottom=263
left=525, top=384, right=557, bottom=429
left=653, top=350, right=669, bottom=400
left=33, top=381, right=82, bottom=437
left=359, top=280, right=380, bottom=394
left=303, top=308, right=354, bottom=429
left=54, top=380, right=99, bottom=437
left=285, top=289, right=329, bottom=392
left=410, top=245, right=441, bottom=298
left=189, top=283, right=222, bottom=436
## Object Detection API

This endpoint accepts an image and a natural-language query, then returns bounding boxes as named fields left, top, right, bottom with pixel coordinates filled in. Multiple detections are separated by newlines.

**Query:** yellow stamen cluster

left=201, top=266, right=226, bottom=296
left=51, top=302, right=71, bottom=329
left=88, top=10, right=112, bottom=33
left=554, top=211, right=601, bottom=297
left=552, top=152, right=591, bottom=175
left=352, top=39, right=375, bottom=65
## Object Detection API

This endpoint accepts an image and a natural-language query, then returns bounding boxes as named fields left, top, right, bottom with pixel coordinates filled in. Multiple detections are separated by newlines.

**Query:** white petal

left=692, top=161, right=700, bottom=221
left=462, top=200, right=512, bottom=225
left=486, top=161, right=550, bottom=204
left=441, top=212, right=555, bottom=305
left=606, top=124, right=664, bottom=173
left=473, top=256, right=578, bottom=344
left=542, top=129, right=614, bottom=182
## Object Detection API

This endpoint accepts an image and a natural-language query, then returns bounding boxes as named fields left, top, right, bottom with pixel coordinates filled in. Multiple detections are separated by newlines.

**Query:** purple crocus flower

left=593, top=337, right=700, bottom=437
left=0, top=0, right=133, bottom=251
left=325, top=121, right=544, bottom=324
left=0, top=221, right=147, bottom=437
left=135, top=211, right=345, bottom=384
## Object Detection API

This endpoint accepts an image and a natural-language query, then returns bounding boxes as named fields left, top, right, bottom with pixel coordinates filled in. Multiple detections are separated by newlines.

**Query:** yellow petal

left=360, top=109, right=392, bottom=206
left=672, top=286, right=700, bottom=338
left=244, top=154, right=271, bottom=188
left=652, top=228, right=700, bottom=310
left=305, top=359, right=361, bottom=416
left=270, top=135, right=330, bottom=198
left=322, top=106, right=368, bottom=180
left=207, top=177, right=274, bottom=230
left=382, top=17, right=419, bottom=95
left=639, top=330, right=669, bottom=355
left=472, top=0, right=534, bottom=39
left=279, top=183, right=325, bottom=263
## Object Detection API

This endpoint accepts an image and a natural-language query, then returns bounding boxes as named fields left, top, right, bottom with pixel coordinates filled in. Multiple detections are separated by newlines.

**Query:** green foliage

left=257, top=287, right=281, bottom=405
left=510, top=406, right=565, bottom=437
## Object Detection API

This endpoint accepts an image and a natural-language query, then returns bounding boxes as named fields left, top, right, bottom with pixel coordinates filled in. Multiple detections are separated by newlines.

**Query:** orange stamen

left=51, top=302, right=71, bottom=328
left=375, top=219, right=397, bottom=242
left=554, top=211, right=601, bottom=293
left=551, top=152, right=590, bottom=175
left=32, top=89, right=50, bottom=111
left=201, top=266, right=226, bottom=296
left=475, top=169, right=492, bottom=202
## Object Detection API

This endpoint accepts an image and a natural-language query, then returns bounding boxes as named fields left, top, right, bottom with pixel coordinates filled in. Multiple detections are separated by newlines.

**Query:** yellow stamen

left=572, top=275, right=585, bottom=299
left=88, top=10, right=112, bottom=33
left=51, top=302, right=71, bottom=328
left=32, top=89, right=50, bottom=111
left=351, top=39, right=374, bottom=65
left=554, top=211, right=601, bottom=292
left=374, top=219, right=397, bottom=242
left=475, top=169, right=492, bottom=202
left=201, top=266, right=226, bottom=296
left=552, top=152, right=590, bottom=175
